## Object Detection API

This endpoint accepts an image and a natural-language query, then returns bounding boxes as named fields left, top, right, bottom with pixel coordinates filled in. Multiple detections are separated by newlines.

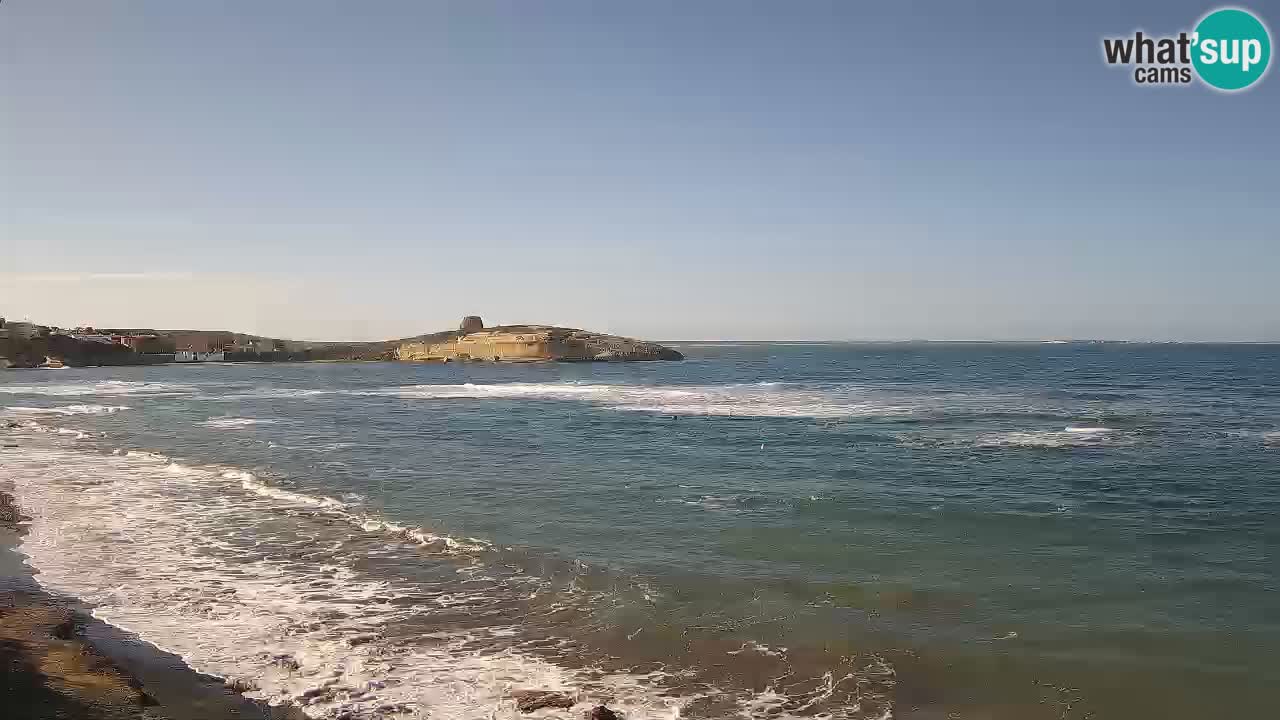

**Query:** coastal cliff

left=395, top=317, right=682, bottom=363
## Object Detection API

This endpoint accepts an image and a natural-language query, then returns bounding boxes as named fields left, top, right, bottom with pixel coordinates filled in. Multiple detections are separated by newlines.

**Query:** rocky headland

left=395, top=316, right=683, bottom=363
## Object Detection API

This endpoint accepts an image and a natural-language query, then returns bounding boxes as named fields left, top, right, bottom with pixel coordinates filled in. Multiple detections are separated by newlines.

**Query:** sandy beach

left=1, top=482, right=300, bottom=720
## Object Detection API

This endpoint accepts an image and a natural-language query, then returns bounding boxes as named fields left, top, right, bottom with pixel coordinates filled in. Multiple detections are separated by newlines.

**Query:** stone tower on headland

left=459, top=316, right=484, bottom=335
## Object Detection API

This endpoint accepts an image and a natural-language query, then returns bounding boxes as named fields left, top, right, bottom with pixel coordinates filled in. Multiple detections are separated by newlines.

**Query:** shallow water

left=2, top=343, right=1277, bottom=718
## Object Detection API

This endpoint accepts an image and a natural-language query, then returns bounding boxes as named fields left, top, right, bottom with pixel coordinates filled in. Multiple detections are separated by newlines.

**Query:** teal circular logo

left=1192, top=8, right=1271, bottom=91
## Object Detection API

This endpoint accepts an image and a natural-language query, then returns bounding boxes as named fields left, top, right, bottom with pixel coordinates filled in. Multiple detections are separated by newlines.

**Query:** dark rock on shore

left=511, top=689, right=576, bottom=712
left=0, top=598, right=157, bottom=719
left=589, top=705, right=622, bottom=719
left=0, top=492, right=23, bottom=524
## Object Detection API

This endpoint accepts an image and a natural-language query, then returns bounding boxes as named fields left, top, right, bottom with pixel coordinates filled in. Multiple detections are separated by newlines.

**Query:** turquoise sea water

left=2, top=343, right=1277, bottom=719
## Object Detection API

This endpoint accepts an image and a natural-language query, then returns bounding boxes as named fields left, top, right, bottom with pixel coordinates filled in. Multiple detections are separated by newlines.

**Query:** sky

left=2, top=0, right=1277, bottom=341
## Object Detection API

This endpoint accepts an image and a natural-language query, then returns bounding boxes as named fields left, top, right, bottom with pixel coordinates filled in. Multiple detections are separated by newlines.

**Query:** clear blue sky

left=2, top=1, right=1276, bottom=341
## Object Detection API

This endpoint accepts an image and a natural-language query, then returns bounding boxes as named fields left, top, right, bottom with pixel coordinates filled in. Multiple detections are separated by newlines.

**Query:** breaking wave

left=5, top=404, right=131, bottom=416
left=202, top=417, right=276, bottom=429
left=366, top=382, right=919, bottom=419
left=976, top=427, right=1133, bottom=449
left=0, top=380, right=194, bottom=397
left=213, top=388, right=335, bottom=400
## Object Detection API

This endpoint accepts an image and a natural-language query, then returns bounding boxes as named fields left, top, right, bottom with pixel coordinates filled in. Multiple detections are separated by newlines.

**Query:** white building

left=175, top=350, right=226, bottom=362
left=5, top=321, right=41, bottom=339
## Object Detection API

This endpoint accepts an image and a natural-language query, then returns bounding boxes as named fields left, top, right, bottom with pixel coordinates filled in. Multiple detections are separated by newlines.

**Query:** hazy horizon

left=3, top=286, right=1277, bottom=345
left=3, top=2, right=1277, bottom=342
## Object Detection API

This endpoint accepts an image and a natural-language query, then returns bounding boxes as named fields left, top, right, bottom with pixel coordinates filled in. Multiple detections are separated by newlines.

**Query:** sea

left=1, top=343, right=1277, bottom=720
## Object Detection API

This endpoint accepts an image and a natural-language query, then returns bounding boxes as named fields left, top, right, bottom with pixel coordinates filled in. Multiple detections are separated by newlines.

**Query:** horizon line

left=4, top=316, right=1278, bottom=346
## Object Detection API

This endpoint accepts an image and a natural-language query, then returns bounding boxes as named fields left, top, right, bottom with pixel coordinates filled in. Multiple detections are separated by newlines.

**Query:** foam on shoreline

left=1, top=432, right=697, bottom=719
left=6, top=404, right=131, bottom=416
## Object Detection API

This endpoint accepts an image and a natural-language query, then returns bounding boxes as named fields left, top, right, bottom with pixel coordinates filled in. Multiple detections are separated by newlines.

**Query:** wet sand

left=1, top=484, right=302, bottom=720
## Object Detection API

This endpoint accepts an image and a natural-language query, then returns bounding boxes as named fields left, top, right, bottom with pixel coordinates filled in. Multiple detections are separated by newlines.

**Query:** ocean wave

left=1223, top=429, right=1280, bottom=446
left=0, top=380, right=194, bottom=397
left=5, top=419, right=95, bottom=439
left=661, top=494, right=747, bottom=513
left=355, top=517, right=493, bottom=553
left=363, top=381, right=1140, bottom=424
left=125, top=449, right=172, bottom=462
left=202, top=417, right=276, bottom=429
left=228, top=469, right=351, bottom=511
left=5, top=404, right=131, bottom=416
left=212, top=388, right=335, bottom=400
left=222, top=469, right=492, bottom=555
left=976, top=427, right=1133, bottom=449
left=2, top=441, right=697, bottom=719
left=900, top=426, right=1134, bottom=450
left=366, top=382, right=915, bottom=419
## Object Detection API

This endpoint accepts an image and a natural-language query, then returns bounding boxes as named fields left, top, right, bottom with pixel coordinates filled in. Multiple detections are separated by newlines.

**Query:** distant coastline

left=0, top=315, right=682, bottom=369
left=5, top=313, right=1274, bottom=371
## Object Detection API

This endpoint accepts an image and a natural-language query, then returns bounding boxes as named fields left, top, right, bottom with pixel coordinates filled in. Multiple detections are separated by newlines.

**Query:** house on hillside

left=172, top=333, right=232, bottom=362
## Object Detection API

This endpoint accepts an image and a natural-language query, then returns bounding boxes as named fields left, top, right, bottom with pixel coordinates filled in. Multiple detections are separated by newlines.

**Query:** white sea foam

left=226, top=470, right=488, bottom=552
left=5, top=404, right=131, bottom=416
left=164, top=461, right=202, bottom=476
left=976, top=428, right=1132, bottom=449
left=367, top=382, right=918, bottom=419
left=2, top=437, right=694, bottom=719
left=126, top=449, right=172, bottom=462
left=214, top=388, right=335, bottom=400
left=202, top=417, right=276, bottom=429
left=230, top=470, right=350, bottom=510
left=734, top=654, right=894, bottom=720
left=0, top=380, right=194, bottom=397
left=5, top=419, right=95, bottom=439
left=727, top=640, right=788, bottom=657
left=661, top=494, right=747, bottom=513
left=353, top=516, right=494, bottom=553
